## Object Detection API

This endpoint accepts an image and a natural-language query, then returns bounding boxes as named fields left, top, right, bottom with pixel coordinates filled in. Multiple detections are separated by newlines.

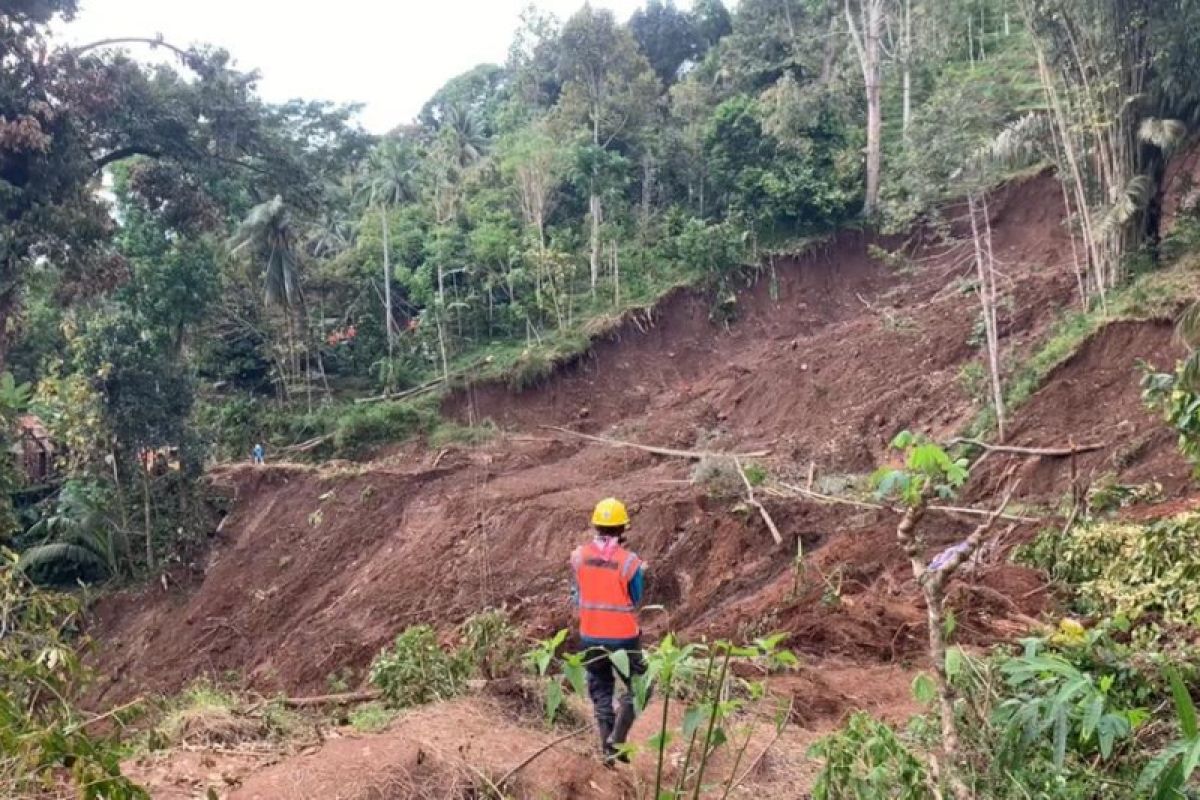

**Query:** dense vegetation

left=5, top=0, right=1200, bottom=795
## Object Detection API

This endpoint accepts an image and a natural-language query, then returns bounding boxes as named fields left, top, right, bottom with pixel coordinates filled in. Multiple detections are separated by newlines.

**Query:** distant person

left=571, top=497, right=648, bottom=764
left=251, top=443, right=265, bottom=465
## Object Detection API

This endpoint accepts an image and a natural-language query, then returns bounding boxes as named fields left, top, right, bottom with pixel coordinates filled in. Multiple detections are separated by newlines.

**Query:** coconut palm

left=442, top=103, right=487, bottom=168
left=228, top=195, right=306, bottom=393
left=228, top=195, right=303, bottom=312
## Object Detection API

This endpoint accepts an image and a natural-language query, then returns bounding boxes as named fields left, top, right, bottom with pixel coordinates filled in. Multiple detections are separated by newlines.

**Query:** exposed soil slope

left=91, top=173, right=1180, bottom=711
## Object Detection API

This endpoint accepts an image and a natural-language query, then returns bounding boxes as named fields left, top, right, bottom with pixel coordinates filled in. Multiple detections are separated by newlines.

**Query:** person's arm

left=628, top=564, right=645, bottom=606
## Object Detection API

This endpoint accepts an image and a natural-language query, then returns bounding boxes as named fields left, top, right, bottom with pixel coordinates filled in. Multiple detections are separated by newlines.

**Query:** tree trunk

left=821, top=1, right=840, bottom=84
left=381, top=205, right=395, bottom=359
left=864, top=2, right=883, bottom=215
left=901, top=0, right=912, bottom=140
left=847, top=0, right=884, bottom=216
left=969, top=193, right=1006, bottom=441
left=435, top=308, right=450, bottom=385
left=141, top=463, right=154, bottom=571
left=589, top=191, right=602, bottom=290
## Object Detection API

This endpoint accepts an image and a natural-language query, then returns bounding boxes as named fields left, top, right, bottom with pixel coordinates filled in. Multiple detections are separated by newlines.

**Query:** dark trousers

left=585, top=644, right=648, bottom=753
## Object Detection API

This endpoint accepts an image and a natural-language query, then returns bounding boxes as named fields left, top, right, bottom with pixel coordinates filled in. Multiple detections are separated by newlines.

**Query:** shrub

left=332, top=399, right=435, bottom=455
left=1046, top=513, right=1200, bottom=626
left=369, top=625, right=467, bottom=709
left=1, top=551, right=147, bottom=799
left=459, top=609, right=524, bottom=680
left=810, top=712, right=930, bottom=800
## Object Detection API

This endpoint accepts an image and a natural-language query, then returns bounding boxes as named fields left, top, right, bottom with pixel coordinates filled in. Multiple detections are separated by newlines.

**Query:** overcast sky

left=58, top=0, right=662, bottom=133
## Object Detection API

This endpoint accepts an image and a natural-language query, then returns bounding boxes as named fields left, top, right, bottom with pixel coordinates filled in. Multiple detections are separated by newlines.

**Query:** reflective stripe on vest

left=573, top=541, right=642, bottom=640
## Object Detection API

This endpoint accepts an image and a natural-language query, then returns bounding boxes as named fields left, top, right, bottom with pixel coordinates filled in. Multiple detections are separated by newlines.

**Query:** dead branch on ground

left=244, top=690, right=381, bottom=714
left=770, top=482, right=1041, bottom=524
left=542, top=426, right=770, bottom=460
left=496, top=726, right=589, bottom=789
left=735, top=457, right=784, bottom=545
left=949, top=437, right=1105, bottom=457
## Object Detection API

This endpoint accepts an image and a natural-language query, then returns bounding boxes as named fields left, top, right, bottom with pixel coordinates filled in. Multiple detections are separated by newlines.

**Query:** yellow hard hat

left=592, top=497, right=630, bottom=527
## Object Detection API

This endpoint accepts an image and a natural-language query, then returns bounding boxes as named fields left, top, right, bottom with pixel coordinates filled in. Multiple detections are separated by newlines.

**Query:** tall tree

left=557, top=5, right=659, bottom=291
left=0, top=3, right=365, bottom=370
left=360, top=140, right=419, bottom=358
left=629, top=0, right=704, bottom=85
left=845, top=0, right=887, bottom=216
left=227, top=196, right=305, bottom=396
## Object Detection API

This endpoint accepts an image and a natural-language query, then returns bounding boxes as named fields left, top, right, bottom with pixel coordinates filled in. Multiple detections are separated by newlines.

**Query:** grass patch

left=428, top=420, right=498, bottom=448
left=153, top=682, right=260, bottom=748
left=348, top=702, right=397, bottom=733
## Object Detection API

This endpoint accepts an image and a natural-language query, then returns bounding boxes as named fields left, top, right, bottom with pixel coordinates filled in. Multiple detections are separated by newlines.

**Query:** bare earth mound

left=89, top=173, right=1194, bottom=797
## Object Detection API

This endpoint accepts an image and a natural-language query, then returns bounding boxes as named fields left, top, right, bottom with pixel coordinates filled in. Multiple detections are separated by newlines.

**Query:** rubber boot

left=597, top=718, right=618, bottom=764
left=610, top=700, right=636, bottom=764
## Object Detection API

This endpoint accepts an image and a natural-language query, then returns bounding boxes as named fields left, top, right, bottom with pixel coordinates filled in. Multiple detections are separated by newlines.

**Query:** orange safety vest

left=571, top=540, right=643, bottom=641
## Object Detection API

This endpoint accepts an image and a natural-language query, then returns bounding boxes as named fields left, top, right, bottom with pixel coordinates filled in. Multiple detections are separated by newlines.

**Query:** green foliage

left=458, top=609, right=524, bottom=681
left=810, top=712, right=930, bottom=800
left=0, top=551, right=147, bottom=798
left=368, top=625, right=468, bottom=709
left=348, top=702, right=398, bottom=734
left=528, top=630, right=796, bottom=796
left=331, top=398, right=438, bottom=455
left=1034, top=512, right=1200, bottom=627
left=994, top=642, right=1143, bottom=770
left=1143, top=367, right=1200, bottom=473
left=1137, top=667, right=1200, bottom=799
left=872, top=430, right=969, bottom=506
left=18, top=479, right=131, bottom=584
left=704, top=94, right=859, bottom=233
left=1086, top=476, right=1163, bottom=515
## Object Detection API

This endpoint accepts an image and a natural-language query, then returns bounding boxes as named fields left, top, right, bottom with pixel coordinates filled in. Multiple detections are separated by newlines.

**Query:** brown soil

left=971, top=319, right=1191, bottom=501
left=90, top=171, right=1196, bottom=798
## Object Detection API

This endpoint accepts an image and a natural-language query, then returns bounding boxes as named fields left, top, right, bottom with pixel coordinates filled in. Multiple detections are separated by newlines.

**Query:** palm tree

left=228, top=195, right=303, bottom=312
left=360, top=140, right=419, bottom=359
left=19, top=481, right=131, bottom=583
left=228, top=195, right=305, bottom=393
left=442, top=103, right=487, bottom=168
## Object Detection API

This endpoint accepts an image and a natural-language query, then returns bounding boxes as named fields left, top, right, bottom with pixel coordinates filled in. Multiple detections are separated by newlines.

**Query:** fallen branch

left=281, top=690, right=380, bottom=708
left=249, top=690, right=381, bottom=711
left=735, top=457, right=783, bottom=546
left=771, top=482, right=1042, bottom=524
left=355, top=377, right=446, bottom=405
left=949, top=437, right=1105, bottom=457
left=279, top=434, right=333, bottom=454
left=726, top=699, right=795, bottom=793
left=541, top=426, right=770, bottom=461
left=64, top=697, right=144, bottom=735
left=496, top=726, right=588, bottom=789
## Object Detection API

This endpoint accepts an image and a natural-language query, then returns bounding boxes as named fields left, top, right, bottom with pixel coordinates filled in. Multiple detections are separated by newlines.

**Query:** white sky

left=59, top=0, right=657, bottom=133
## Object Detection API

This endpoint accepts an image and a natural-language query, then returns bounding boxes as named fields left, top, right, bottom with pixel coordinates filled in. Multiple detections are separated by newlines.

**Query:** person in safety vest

left=571, top=497, right=648, bottom=764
